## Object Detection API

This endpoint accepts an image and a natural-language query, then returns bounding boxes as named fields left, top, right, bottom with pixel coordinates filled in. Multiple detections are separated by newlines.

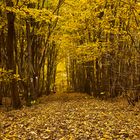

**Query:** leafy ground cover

left=0, top=93, right=140, bottom=140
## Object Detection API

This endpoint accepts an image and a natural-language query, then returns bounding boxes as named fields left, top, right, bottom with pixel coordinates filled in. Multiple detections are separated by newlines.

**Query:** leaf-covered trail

left=0, top=93, right=140, bottom=140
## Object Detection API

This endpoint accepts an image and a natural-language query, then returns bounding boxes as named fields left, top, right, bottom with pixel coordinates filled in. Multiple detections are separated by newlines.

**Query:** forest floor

left=0, top=93, right=140, bottom=140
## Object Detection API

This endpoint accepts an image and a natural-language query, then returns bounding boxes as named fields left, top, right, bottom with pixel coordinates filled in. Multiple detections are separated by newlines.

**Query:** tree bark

left=6, top=0, right=21, bottom=109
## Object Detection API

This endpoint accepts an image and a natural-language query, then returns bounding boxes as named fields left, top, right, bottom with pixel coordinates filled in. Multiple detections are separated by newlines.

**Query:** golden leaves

left=0, top=93, right=140, bottom=139
left=0, top=68, right=21, bottom=82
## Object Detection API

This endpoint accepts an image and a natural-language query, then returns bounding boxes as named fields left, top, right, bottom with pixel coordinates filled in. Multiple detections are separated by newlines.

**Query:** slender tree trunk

left=6, top=0, right=21, bottom=109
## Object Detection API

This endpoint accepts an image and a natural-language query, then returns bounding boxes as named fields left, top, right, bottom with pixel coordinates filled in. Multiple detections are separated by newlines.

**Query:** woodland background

left=0, top=0, right=140, bottom=108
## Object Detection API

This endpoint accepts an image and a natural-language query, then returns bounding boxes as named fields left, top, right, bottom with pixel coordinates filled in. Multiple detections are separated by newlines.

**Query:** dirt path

left=0, top=93, right=140, bottom=140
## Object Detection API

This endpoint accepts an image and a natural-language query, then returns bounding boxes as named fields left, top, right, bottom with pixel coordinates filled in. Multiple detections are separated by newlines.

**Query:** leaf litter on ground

left=0, top=92, right=140, bottom=140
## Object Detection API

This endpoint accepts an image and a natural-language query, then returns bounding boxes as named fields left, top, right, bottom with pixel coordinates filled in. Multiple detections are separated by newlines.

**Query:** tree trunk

left=6, top=0, right=21, bottom=109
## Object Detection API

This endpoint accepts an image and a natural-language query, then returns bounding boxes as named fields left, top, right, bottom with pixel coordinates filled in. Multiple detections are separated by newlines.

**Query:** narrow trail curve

left=0, top=93, right=140, bottom=140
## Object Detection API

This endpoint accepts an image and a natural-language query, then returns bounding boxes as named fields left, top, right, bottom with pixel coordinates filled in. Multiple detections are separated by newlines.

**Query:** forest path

left=0, top=93, right=140, bottom=140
